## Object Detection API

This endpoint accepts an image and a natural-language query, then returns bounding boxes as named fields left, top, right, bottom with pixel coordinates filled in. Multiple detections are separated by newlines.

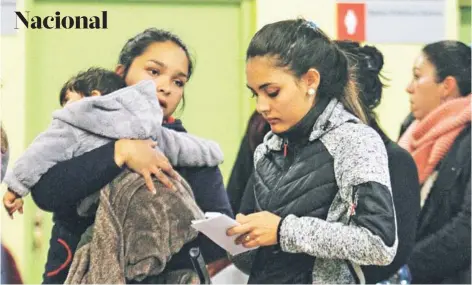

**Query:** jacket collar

left=262, top=98, right=360, bottom=152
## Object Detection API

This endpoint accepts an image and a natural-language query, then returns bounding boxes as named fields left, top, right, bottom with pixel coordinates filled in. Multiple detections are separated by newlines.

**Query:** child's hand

left=3, top=189, right=24, bottom=218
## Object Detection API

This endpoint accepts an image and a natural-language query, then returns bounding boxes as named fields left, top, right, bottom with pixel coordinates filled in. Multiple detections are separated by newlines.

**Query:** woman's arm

left=229, top=184, right=397, bottom=266
left=230, top=124, right=397, bottom=266
left=279, top=125, right=397, bottom=266
left=279, top=181, right=397, bottom=266
left=32, top=139, right=178, bottom=212
left=31, top=142, right=122, bottom=212
left=5, top=119, right=79, bottom=197
left=362, top=145, right=420, bottom=283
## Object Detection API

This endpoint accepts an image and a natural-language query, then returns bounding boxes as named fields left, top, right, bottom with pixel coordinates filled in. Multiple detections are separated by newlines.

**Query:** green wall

left=460, top=5, right=471, bottom=43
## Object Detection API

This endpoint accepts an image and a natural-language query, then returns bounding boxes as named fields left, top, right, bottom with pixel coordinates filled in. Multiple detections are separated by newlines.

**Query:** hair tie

left=364, top=55, right=378, bottom=72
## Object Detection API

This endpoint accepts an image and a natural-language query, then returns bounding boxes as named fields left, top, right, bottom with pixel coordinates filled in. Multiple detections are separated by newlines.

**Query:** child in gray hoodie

left=3, top=67, right=224, bottom=215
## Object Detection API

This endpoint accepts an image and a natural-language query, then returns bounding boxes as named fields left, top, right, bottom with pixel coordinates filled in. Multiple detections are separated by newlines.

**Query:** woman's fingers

left=242, top=237, right=260, bottom=248
left=234, top=231, right=261, bottom=248
left=234, top=233, right=251, bottom=245
left=142, top=171, right=157, bottom=194
left=154, top=151, right=180, bottom=181
left=235, top=213, right=250, bottom=224
left=150, top=165, right=175, bottom=191
left=120, top=139, right=179, bottom=192
left=157, top=161, right=176, bottom=179
left=227, top=222, right=253, bottom=237
left=227, top=214, right=254, bottom=238
left=167, top=168, right=180, bottom=181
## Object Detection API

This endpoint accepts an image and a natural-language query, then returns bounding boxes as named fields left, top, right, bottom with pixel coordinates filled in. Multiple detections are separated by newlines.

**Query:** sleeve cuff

left=277, top=216, right=287, bottom=244
left=4, top=171, right=31, bottom=197
left=109, top=141, right=125, bottom=171
left=278, top=214, right=301, bottom=253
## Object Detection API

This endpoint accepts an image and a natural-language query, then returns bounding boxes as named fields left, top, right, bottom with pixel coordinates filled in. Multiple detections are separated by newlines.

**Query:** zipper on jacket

left=283, top=138, right=288, bottom=157
left=348, top=187, right=359, bottom=224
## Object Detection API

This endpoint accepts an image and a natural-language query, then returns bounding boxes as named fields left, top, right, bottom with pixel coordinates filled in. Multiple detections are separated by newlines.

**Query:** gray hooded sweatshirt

left=4, top=80, right=224, bottom=197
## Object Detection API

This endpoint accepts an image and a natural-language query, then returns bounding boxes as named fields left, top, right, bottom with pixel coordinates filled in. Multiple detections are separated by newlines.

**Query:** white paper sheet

left=191, top=212, right=258, bottom=255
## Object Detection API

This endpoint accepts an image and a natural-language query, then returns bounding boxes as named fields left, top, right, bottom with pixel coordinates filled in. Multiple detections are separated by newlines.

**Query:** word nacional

left=15, top=11, right=108, bottom=29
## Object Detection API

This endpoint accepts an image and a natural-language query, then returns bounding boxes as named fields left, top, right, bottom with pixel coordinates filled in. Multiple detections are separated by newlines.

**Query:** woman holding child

left=7, top=28, right=232, bottom=284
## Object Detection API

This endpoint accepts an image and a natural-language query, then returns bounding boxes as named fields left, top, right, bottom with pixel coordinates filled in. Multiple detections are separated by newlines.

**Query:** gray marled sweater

left=4, top=80, right=223, bottom=197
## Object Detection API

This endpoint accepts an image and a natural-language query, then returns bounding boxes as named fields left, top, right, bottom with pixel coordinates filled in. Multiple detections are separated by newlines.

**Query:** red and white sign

left=337, top=3, right=366, bottom=42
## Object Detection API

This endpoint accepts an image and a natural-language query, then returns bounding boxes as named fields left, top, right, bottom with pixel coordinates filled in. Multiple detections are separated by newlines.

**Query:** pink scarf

left=399, top=95, right=471, bottom=184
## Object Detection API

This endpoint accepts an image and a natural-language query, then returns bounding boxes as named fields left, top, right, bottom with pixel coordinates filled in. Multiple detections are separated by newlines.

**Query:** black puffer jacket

left=407, top=124, right=471, bottom=284
left=234, top=98, right=397, bottom=284
left=230, top=111, right=421, bottom=283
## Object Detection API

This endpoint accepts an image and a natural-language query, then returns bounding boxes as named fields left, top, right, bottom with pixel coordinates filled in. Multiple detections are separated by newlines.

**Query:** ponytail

left=341, top=72, right=367, bottom=123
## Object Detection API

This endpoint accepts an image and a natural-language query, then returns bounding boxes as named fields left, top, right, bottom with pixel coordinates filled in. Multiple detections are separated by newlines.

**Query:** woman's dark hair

left=59, top=67, right=126, bottom=106
left=422, top=40, right=471, bottom=96
left=118, top=28, right=194, bottom=112
left=246, top=19, right=366, bottom=123
left=335, top=41, right=386, bottom=110
left=335, top=40, right=389, bottom=141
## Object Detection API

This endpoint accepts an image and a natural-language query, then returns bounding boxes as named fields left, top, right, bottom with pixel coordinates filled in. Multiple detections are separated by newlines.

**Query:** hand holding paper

left=192, top=211, right=282, bottom=256
left=226, top=212, right=281, bottom=248
left=191, top=212, right=258, bottom=255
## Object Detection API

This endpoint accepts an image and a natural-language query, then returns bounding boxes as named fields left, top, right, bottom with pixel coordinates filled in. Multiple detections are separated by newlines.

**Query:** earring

left=308, top=88, right=316, bottom=96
